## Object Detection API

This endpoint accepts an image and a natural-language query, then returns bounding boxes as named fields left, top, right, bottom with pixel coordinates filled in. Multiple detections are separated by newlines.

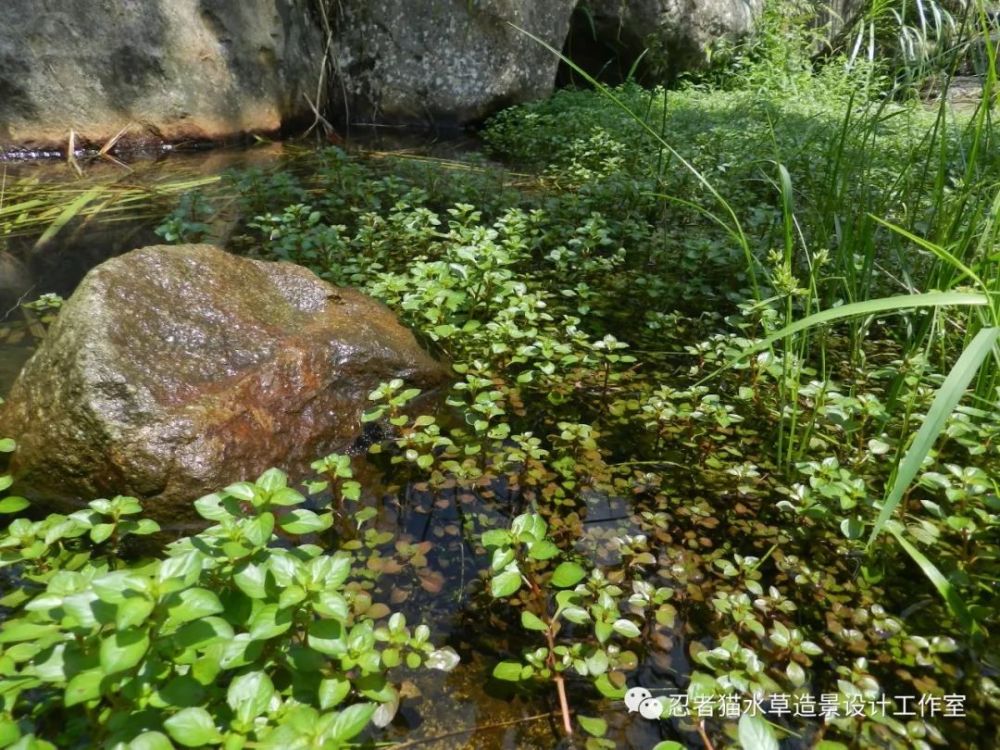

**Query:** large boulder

left=329, top=0, right=578, bottom=125
left=583, top=0, right=764, bottom=81
left=0, top=0, right=323, bottom=152
left=1, top=245, right=449, bottom=531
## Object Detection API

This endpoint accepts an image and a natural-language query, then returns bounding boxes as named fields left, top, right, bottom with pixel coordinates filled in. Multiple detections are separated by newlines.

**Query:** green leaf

left=309, top=553, right=352, bottom=590
left=578, top=715, right=607, bottom=737
left=224, top=482, right=257, bottom=503
left=193, top=493, right=230, bottom=521
left=0, top=438, right=15, bottom=452
left=165, top=588, right=224, bottom=626
left=492, top=661, right=525, bottom=681
left=277, top=509, right=332, bottom=535
left=328, top=703, right=377, bottom=743
left=318, top=678, right=351, bottom=710
left=550, top=561, right=586, bottom=588
left=0, top=716, right=19, bottom=746
left=0, top=496, right=29, bottom=514
left=100, top=627, right=150, bottom=674
left=128, top=731, right=175, bottom=750
left=511, top=513, right=547, bottom=542
left=154, top=675, right=206, bottom=709
left=89, top=523, right=115, bottom=544
left=840, top=518, right=864, bottom=539
left=248, top=604, right=293, bottom=641
left=116, top=597, right=155, bottom=630
left=256, top=468, right=288, bottom=494
left=174, top=617, right=234, bottom=651
left=593, top=673, right=626, bottom=699
left=480, top=529, right=511, bottom=548
left=308, top=620, right=347, bottom=657
left=164, top=707, right=223, bottom=747
left=313, top=591, right=350, bottom=620
left=520, top=611, right=548, bottom=632
left=584, top=649, right=609, bottom=675
left=786, top=661, right=806, bottom=687
left=243, top=513, right=275, bottom=547
left=526, top=540, right=560, bottom=561
left=560, top=606, right=590, bottom=624
left=652, top=743, right=685, bottom=750
left=233, top=562, right=269, bottom=600
left=92, top=572, right=152, bottom=604
left=612, top=619, right=641, bottom=639
left=0, top=622, right=59, bottom=644
left=268, top=487, right=305, bottom=507
left=227, top=671, right=275, bottom=726
left=490, top=568, right=522, bottom=598
left=64, top=669, right=103, bottom=706
left=738, top=712, right=778, bottom=750
left=158, top=551, right=205, bottom=592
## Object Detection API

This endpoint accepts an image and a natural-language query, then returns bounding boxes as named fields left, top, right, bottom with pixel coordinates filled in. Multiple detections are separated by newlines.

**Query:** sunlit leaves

left=227, top=671, right=274, bottom=727
left=550, top=561, right=586, bottom=588
left=164, top=707, right=223, bottom=747
left=0, top=464, right=451, bottom=748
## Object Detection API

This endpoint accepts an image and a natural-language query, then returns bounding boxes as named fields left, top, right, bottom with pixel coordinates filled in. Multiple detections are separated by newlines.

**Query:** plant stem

left=554, top=673, right=573, bottom=737
left=697, top=719, right=716, bottom=750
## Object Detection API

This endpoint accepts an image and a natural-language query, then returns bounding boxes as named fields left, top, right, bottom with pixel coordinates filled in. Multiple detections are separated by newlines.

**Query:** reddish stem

left=554, top=673, right=573, bottom=736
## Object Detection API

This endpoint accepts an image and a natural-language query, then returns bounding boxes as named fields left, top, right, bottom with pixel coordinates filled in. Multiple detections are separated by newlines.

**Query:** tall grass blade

left=868, top=326, right=1000, bottom=546
left=701, top=291, right=990, bottom=384
left=869, top=215, right=987, bottom=296
left=32, top=186, right=106, bottom=249
left=887, top=524, right=979, bottom=633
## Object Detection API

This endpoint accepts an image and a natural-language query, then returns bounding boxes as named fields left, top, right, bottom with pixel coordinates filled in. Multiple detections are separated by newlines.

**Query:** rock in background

left=1, top=245, right=449, bottom=530
left=324, top=0, right=578, bottom=125
left=0, top=0, right=324, bottom=151
left=580, top=0, right=765, bottom=81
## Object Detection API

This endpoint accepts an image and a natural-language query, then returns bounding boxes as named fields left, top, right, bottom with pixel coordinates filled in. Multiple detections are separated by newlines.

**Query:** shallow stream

left=1, top=124, right=995, bottom=749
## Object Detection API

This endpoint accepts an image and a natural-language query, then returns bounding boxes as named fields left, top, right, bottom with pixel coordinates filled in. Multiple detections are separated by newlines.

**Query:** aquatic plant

left=0, top=469, right=457, bottom=748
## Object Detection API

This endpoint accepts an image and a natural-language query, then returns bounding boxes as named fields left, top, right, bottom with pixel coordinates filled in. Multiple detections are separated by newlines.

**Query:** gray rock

left=586, top=0, right=764, bottom=80
left=0, top=0, right=324, bottom=151
left=329, top=0, right=578, bottom=125
left=2, top=245, right=449, bottom=530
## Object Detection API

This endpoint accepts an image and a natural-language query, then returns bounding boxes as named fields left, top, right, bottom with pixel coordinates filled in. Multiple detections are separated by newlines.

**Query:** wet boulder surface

left=1, top=244, right=449, bottom=531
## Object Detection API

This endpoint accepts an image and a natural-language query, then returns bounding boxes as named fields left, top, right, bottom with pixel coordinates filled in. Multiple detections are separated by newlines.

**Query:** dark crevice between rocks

left=557, top=2, right=648, bottom=88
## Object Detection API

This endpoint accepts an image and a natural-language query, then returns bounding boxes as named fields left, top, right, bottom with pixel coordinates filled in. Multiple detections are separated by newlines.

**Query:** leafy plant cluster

left=0, top=468, right=457, bottom=749
left=132, top=83, right=1000, bottom=743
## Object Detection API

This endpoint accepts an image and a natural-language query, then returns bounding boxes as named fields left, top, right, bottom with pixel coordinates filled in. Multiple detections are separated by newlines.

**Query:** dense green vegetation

left=2, top=3, right=999, bottom=748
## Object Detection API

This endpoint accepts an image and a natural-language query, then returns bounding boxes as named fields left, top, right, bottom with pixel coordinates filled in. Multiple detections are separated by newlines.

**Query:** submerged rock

left=0, top=0, right=323, bottom=151
left=330, top=0, right=577, bottom=125
left=2, top=245, right=449, bottom=529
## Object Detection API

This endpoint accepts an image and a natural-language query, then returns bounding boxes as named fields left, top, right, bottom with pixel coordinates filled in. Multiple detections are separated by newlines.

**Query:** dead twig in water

left=98, top=122, right=136, bottom=172
left=67, top=130, right=83, bottom=178
left=383, top=711, right=557, bottom=749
